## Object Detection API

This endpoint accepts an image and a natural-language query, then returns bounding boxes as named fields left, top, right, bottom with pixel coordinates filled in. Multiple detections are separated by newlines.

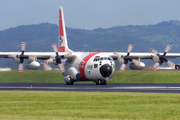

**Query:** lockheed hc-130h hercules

left=0, top=6, right=180, bottom=85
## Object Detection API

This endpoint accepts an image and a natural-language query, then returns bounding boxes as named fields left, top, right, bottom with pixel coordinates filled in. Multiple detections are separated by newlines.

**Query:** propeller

left=114, top=44, right=140, bottom=72
left=17, top=42, right=26, bottom=72
left=8, top=42, right=28, bottom=72
left=150, top=45, right=175, bottom=70
left=45, top=44, right=65, bottom=73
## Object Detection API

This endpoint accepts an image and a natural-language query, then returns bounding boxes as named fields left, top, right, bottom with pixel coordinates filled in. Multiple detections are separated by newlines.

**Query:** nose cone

left=100, top=64, right=112, bottom=77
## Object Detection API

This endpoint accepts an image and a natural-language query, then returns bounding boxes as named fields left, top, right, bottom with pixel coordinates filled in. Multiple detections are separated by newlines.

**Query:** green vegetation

left=110, top=70, right=180, bottom=83
left=0, top=70, right=63, bottom=83
left=1, top=70, right=180, bottom=83
left=0, top=91, right=180, bottom=120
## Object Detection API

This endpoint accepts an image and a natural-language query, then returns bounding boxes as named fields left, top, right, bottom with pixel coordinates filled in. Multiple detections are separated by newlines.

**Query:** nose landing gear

left=96, top=79, right=106, bottom=85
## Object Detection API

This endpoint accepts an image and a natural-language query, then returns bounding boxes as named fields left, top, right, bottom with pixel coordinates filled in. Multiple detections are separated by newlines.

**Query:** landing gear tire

left=66, top=82, right=70, bottom=85
left=96, top=80, right=106, bottom=85
left=69, top=80, right=74, bottom=85
left=102, top=80, right=106, bottom=85
left=66, top=80, right=74, bottom=85
left=96, top=80, right=101, bottom=85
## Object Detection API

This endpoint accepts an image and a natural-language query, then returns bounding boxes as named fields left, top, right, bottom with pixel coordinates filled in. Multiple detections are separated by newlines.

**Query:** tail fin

left=58, top=6, right=72, bottom=52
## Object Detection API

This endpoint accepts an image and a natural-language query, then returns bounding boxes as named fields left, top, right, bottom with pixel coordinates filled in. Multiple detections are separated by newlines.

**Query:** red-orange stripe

left=79, top=52, right=100, bottom=80
left=59, top=9, right=64, bottom=36
left=59, top=46, right=65, bottom=52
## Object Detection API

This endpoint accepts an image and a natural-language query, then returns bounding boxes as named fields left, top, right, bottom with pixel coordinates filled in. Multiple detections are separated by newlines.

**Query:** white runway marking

left=1, top=86, right=180, bottom=90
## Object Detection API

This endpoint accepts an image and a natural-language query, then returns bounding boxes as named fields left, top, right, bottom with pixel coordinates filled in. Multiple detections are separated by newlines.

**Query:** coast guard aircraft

left=0, top=6, right=180, bottom=85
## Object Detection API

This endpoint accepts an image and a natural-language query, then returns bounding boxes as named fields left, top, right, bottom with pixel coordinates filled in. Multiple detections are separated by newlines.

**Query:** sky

left=1, top=0, right=180, bottom=31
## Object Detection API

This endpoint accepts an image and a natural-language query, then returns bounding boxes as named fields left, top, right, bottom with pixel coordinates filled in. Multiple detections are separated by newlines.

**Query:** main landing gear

left=96, top=80, right=106, bottom=85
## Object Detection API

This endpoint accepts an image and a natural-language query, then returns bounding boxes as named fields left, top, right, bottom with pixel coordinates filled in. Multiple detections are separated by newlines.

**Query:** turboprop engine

left=129, top=62, right=145, bottom=70
left=25, top=61, right=40, bottom=70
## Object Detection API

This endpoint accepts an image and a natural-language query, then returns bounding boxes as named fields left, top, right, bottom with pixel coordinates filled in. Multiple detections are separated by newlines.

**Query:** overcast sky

left=1, top=0, right=180, bottom=31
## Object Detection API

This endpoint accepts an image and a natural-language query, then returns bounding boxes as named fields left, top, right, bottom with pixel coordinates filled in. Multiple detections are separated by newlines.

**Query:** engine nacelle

left=129, top=62, right=145, bottom=70
left=25, top=61, right=40, bottom=70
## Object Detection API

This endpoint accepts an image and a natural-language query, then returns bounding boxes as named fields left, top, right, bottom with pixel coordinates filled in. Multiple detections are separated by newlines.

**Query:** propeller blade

left=114, top=51, right=124, bottom=64
left=127, top=44, right=133, bottom=55
left=150, top=48, right=158, bottom=55
left=164, top=45, right=172, bottom=53
left=41, top=63, right=52, bottom=71
left=18, top=63, right=23, bottom=72
left=120, top=64, right=126, bottom=72
left=167, top=60, right=175, bottom=68
left=52, top=44, right=58, bottom=53
left=58, top=64, right=65, bottom=73
left=153, top=62, right=160, bottom=71
left=21, top=42, right=26, bottom=52
left=45, top=58, right=53, bottom=64
left=132, top=59, right=140, bottom=66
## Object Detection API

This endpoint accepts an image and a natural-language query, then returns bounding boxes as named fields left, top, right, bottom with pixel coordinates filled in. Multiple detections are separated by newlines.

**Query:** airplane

left=1, top=6, right=180, bottom=85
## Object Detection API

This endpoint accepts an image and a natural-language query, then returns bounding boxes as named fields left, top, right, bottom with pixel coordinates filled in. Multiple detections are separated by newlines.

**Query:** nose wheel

left=96, top=80, right=106, bottom=85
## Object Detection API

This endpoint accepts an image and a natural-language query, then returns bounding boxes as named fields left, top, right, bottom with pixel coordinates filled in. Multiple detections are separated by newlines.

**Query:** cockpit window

left=99, top=57, right=113, bottom=61
left=93, top=56, right=100, bottom=61
left=94, top=56, right=113, bottom=62
left=104, top=57, right=108, bottom=60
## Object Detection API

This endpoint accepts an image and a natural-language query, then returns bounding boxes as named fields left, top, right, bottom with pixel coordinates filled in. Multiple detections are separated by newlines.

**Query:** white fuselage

left=62, top=52, right=115, bottom=82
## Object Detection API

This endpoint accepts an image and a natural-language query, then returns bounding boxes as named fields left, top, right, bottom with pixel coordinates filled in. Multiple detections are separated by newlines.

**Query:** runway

left=1, top=83, right=180, bottom=93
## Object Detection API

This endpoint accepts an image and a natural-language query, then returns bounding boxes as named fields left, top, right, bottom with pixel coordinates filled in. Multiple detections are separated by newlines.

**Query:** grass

left=1, top=70, right=180, bottom=83
left=110, top=70, right=180, bottom=83
left=1, top=71, right=180, bottom=119
left=0, top=91, right=180, bottom=120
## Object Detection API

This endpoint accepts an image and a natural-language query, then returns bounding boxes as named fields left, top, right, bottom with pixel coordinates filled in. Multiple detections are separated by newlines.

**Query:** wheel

left=66, top=82, right=70, bottom=85
left=96, top=80, right=101, bottom=85
left=102, top=80, right=107, bottom=85
left=98, top=80, right=102, bottom=85
left=69, top=80, right=74, bottom=85
left=96, top=80, right=102, bottom=85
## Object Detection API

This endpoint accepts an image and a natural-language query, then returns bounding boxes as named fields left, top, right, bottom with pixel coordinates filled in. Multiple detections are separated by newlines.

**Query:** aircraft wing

left=0, top=52, right=75, bottom=60
left=107, top=52, right=180, bottom=59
